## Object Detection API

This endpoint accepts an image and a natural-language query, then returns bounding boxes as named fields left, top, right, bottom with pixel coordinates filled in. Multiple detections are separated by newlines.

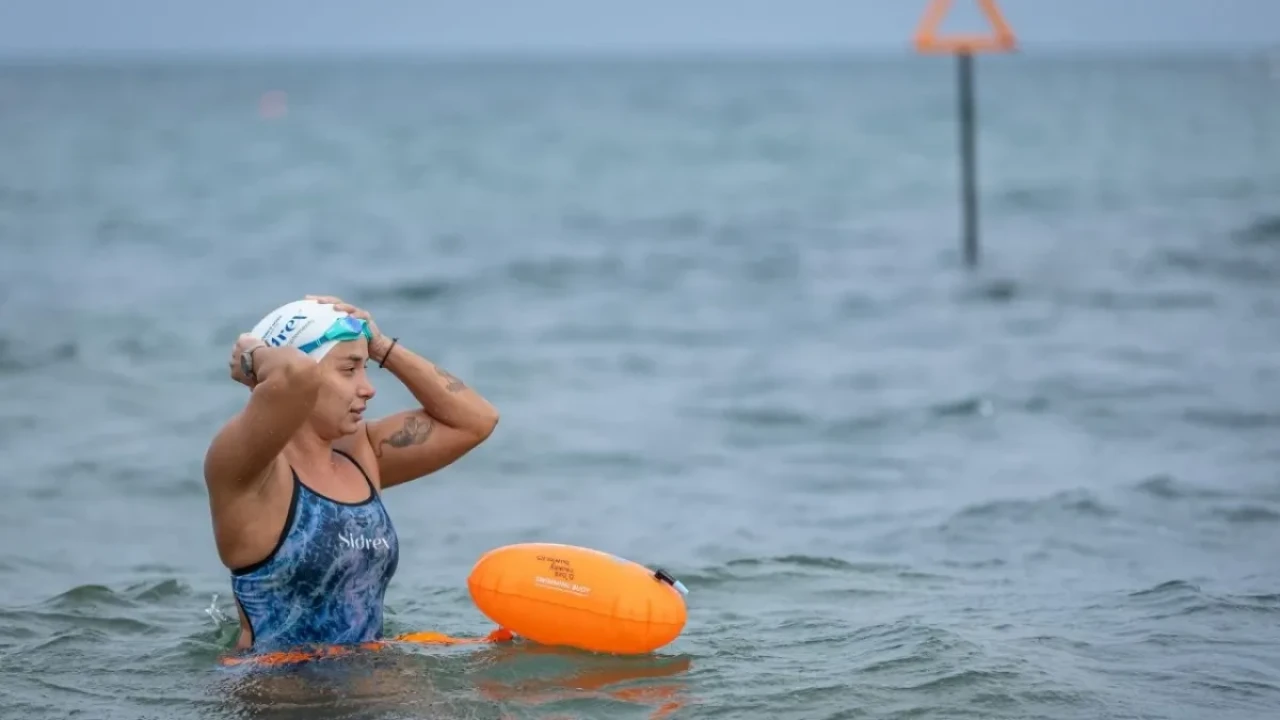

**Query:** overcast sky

left=1, top=0, right=1276, bottom=56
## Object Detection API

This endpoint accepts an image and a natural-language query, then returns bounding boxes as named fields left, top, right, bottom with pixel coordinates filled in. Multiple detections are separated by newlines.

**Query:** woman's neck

left=284, top=424, right=335, bottom=467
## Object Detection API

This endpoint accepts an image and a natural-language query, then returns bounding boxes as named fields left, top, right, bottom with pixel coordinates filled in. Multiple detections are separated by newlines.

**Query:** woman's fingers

left=304, top=294, right=362, bottom=316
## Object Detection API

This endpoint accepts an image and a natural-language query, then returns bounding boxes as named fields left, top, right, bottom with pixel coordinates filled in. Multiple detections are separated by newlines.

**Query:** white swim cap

left=248, top=299, right=368, bottom=362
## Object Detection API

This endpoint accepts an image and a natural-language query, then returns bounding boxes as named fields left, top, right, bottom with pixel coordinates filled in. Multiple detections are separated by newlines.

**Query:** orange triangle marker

left=914, top=0, right=1017, bottom=54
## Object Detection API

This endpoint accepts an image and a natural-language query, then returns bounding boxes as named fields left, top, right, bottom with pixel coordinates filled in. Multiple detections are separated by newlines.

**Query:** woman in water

left=203, top=294, right=499, bottom=654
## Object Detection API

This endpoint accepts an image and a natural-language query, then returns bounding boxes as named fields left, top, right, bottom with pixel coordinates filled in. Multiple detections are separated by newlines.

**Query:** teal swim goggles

left=297, top=316, right=373, bottom=355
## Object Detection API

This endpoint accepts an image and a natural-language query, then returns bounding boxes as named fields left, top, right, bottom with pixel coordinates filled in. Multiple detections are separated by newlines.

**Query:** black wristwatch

left=240, top=344, right=267, bottom=382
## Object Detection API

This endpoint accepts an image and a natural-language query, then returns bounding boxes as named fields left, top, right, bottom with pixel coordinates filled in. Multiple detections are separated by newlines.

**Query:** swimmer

left=202, top=295, right=499, bottom=654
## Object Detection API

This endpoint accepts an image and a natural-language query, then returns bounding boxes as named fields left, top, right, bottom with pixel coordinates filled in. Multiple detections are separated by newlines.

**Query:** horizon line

left=0, top=42, right=1272, bottom=65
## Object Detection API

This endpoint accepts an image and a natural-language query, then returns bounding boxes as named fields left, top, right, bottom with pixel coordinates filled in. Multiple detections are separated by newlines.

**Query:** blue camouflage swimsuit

left=230, top=449, right=400, bottom=653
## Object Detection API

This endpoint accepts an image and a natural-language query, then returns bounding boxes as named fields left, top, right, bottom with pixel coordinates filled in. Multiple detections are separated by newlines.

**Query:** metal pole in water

left=956, top=52, right=979, bottom=267
left=912, top=0, right=1018, bottom=270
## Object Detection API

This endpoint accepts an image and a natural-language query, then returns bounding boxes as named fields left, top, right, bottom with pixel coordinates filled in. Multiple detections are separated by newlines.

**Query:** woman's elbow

left=473, top=409, right=499, bottom=443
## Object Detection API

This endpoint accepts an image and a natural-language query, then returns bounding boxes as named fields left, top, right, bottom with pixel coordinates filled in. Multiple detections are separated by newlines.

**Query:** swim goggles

left=297, top=315, right=374, bottom=355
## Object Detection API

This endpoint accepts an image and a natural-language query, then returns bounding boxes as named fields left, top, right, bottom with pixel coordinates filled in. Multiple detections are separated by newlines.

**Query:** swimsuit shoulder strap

left=333, top=448, right=377, bottom=494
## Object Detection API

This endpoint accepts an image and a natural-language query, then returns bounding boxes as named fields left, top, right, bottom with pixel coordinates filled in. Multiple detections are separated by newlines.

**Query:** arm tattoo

left=435, top=365, right=466, bottom=393
left=374, top=414, right=435, bottom=457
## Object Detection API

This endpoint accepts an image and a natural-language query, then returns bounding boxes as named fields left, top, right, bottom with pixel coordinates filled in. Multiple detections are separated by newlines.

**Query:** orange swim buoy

left=467, top=543, right=689, bottom=655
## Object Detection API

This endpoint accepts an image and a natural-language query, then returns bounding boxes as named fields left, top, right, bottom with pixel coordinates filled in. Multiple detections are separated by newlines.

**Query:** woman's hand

left=228, top=333, right=268, bottom=388
left=304, top=294, right=393, bottom=361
